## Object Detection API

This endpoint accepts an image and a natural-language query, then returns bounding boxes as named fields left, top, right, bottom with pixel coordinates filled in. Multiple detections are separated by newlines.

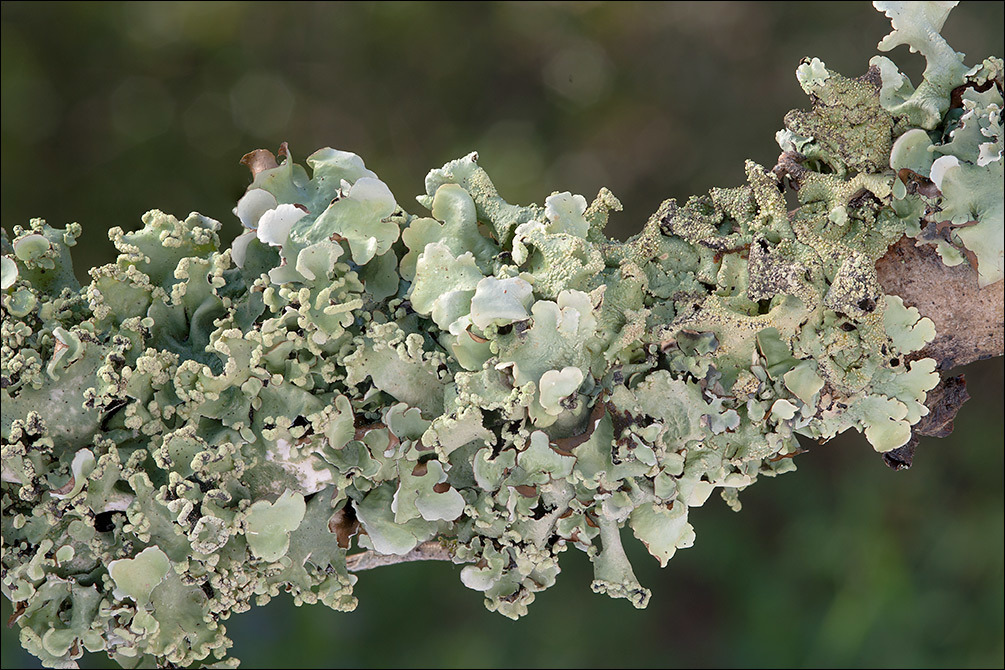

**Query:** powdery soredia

left=1, top=2, right=1001, bottom=667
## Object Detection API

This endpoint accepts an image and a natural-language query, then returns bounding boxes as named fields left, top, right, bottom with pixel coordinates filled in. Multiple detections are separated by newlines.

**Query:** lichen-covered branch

left=1, top=2, right=1002, bottom=669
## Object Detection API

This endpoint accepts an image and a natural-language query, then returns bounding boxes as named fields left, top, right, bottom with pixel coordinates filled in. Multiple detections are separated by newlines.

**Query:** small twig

left=345, top=540, right=456, bottom=572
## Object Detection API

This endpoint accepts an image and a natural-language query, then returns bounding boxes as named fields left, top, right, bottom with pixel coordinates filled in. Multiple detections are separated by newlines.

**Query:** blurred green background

left=2, top=2, right=1002, bottom=668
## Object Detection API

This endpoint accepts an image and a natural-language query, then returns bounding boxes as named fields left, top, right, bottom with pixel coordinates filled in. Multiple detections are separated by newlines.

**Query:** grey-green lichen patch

left=244, top=489, right=307, bottom=562
left=872, top=1, right=970, bottom=130
left=108, top=546, right=171, bottom=605
left=2, top=2, right=999, bottom=668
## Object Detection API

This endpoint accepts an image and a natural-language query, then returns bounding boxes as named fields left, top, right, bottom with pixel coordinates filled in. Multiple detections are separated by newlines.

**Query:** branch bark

left=876, top=237, right=1004, bottom=369
left=345, top=540, right=457, bottom=572
left=874, top=236, right=1003, bottom=469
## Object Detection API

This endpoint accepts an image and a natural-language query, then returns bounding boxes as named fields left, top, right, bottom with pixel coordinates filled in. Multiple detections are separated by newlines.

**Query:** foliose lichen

left=2, top=2, right=1001, bottom=667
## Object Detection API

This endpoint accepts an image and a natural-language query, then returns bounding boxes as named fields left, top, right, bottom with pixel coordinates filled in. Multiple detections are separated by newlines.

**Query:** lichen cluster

left=2, top=2, right=1002, bottom=668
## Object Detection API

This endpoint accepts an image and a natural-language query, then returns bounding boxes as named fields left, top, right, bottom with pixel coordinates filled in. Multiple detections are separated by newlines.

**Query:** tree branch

left=874, top=237, right=1002, bottom=469
left=876, top=237, right=1004, bottom=370
left=345, top=540, right=458, bottom=572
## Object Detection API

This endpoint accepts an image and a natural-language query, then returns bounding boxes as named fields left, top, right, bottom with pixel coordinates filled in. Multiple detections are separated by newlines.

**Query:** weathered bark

left=881, top=373, right=971, bottom=470
left=876, top=237, right=1004, bottom=369
left=346, top=540, right=456, bottom=572
left=875, top=237, right=1003, bottom=469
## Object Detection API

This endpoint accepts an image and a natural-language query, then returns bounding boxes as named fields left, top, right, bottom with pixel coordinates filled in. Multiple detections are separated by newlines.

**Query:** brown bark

left=876, top=237, right=1004, bottom=370
left=875, top=237, right=1003, bottom=469
left=345, top=540, right=457, bottom=572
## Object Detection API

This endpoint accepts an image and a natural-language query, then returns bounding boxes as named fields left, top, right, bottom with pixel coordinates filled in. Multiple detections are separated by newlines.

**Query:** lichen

left=2, top=2, right=1001, bottom=668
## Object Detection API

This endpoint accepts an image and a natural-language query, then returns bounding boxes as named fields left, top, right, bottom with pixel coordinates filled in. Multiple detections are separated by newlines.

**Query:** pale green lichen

left=2, top=3, right=1001, bottom=668
left=874, top=1, right=1004, bottom=285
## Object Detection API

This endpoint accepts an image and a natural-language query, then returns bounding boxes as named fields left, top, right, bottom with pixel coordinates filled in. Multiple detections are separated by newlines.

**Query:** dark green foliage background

left=2, top=2, right=1002, bottom=668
